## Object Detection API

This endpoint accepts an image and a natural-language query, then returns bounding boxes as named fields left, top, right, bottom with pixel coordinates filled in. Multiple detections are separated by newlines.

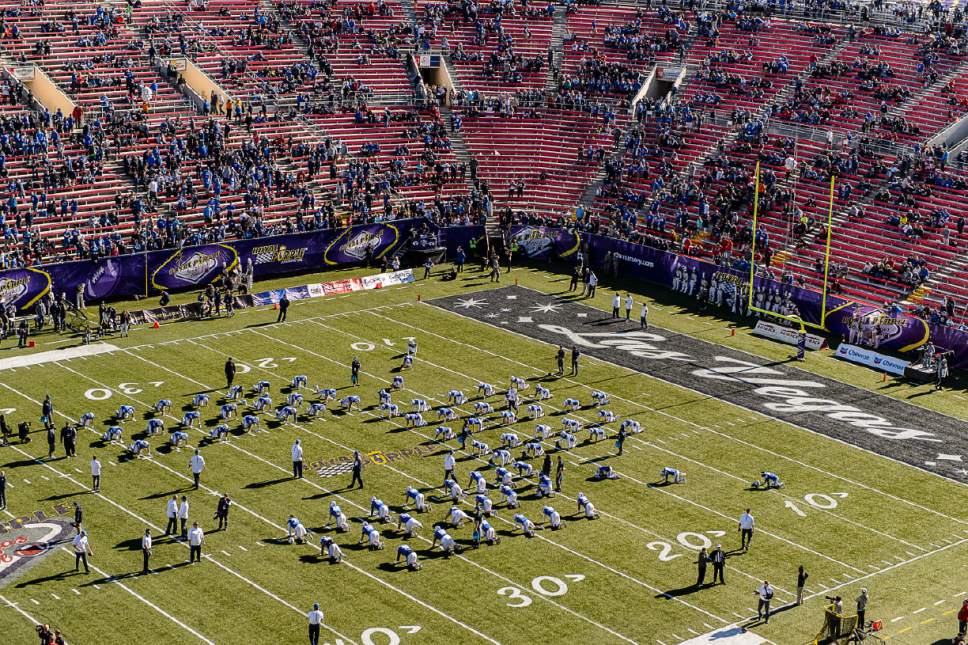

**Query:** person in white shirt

left=755, top=580, right=774, bottom=623
left=640, top=302, right=649, bottom=329
left=738, top=509, right=755, bottom=551
left=188, top=522, right=204, bottom=563
left=90, top=454, right=102, bottom=492
left=292, top=439, right=304, bottom=479
left=178, top=496, right=190, bottom=538
left=307, top=602, right=324, bottom=645
left=189, top=449, right=205, bottom=490
left=72, top=530, right=92, bottom=573
left=443, top=450, right=456, bottom=484
left=611, top=293, right=621, bottom=318
left=625, top=294, right=633, bottom=320
left=165, top=495, right=178, bottom=536
left=141, top=528, right=152, bottom=574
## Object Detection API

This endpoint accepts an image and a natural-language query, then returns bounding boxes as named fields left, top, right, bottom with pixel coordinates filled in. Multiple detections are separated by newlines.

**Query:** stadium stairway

left=543, top=10, right=567, bottom=93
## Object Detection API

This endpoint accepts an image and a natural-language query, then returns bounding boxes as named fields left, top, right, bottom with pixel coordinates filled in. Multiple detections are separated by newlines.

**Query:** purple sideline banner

left=0, top=219, right=419, bottom=310
left=581, top=232, right=968, bottom=370
left=508, top=225, right=582, bottom=259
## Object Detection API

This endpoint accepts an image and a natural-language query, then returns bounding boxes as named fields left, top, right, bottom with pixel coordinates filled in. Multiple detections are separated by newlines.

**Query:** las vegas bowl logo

left=0, top=519, right=75, bottom=584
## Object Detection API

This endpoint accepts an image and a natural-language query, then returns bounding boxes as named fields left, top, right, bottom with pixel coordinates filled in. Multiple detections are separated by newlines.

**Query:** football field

left=1, top=266, right=967, bottom=645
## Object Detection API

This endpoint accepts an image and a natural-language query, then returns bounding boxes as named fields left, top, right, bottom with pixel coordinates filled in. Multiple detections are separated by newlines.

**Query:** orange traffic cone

left=27, top=340, right=35, bottom=348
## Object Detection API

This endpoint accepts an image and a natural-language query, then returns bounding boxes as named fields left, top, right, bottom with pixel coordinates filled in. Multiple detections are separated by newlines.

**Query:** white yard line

left=0, top=593, right=40, bottom=627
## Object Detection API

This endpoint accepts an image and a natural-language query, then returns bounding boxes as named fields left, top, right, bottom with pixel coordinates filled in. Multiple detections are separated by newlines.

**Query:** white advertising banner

left=835, top=343, right=910, bottom=376
left=753, top=321, right=825, bottom=351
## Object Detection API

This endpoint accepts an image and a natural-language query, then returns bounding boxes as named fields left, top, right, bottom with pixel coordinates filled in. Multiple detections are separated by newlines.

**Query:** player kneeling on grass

left=315, top=387, right=337, bottom=402
left=253, top=380, right=271, bottom=395
left=537, top=474, right=554, bottom=498
left=752, top=471, right=783, bottom=489
left=117, top=405, right=135, bottom=421
left=400, top=354, right=413, bottom=370
left=500, top=484, right=519, bottom=508
left=146, top=418, right=164, bottom=436
left=80, top=412, right=96, bottom=428
left=193, top=394, right=210, bottom=409
left=102, top=426, right=123, bottom=443
left=435, top=425, right=454, bottom=441
left=242, top=414, right=261, bottom=434
left=619, top=419, right=641, bottom=435
left=444, top=478, right=465, bottom=502
left=474, top=494, right=493, bottom=516
left=556, top=430, right=577, bottom=450
left=477, top=382, right=494, bottom=397
left=591, top=390, right=610, bottom=406
left=468, top=471, right=487, bottom=494
left=474, top=401, right=493, bottom=416
left=404, top=486, right=432, bottom=513
left=577, top=493, right=599, bottom=519
left=563, top=398, right=581, bottom=412
left=128, top=439, right=150, bottom=458
left=489, top=448, right=512, bottom=466
left=306, top=402, right=327, bottom=418
left=500, top=409, right=517, bottom=425
left=543, top=506, right=562, bottom=530
left=477, top=519, right=500, bottom=546
left=494, top=467, right=514, bottom=488
left=227, top=385, right=244, bottom=400
left=524, top=440, right=545, bottom=458
left=500, top=432, right=520, bottom=449
left=220, top=403, right=239, bottom=420
left=598, top=409, right=616, bottom=424
left=341, top=395, right=361, bottom=411
left=170, top=430, right=189, bottom=449
left=370, top=497, right=392, bottom=523
left=327, top=502, right=349, bottom=532
left=287, top=515, right=308, bottom=544
left=661, top=467, right=686, bottom=484
left=527, top=403, right=544, bottom=419
left=594, top=465, right=619, bottom=480
left=404, top=412, right=426, bottom=427
left=513, top=460, right=534, bottom=478
left=431, top=526, right=460, bottom=556
left=448, top=389, right=466, bottom=405
left=396, top=544, right=421, bottom=570
left=411, top=399, right=430, bottom=413
left=155, top=400, right=172, bottom=415
left=446, top=505, right=471, bottom=528
left=182, top=410, right=201, bottom=428
left=437, top=407, right=458, bottom=421
left=465, top=416, right=485, bottom=433
left=319, top=536, right=342, bottom=563
left=391, top=376, right=405, bottom=390
left=588, top=426, right=606, bottom=443
left=291, top=375, right=308, bottom=390
left=287, top=392, right=303, bottom=408
left=275, top=405, right=298, bottom=423
left=471, top=439, right=490, bottom=456
left=210, top=424, right=230, bottom=441
left=253, top=395, right=273, bottom=412
left=513, top=513, right=537, bottom=537
left=535, top=423, right=552, bottom=440
left=397, top=513, right=423, bottom=538
left=359, top=522, right=384, bottom=550
left=380, top=402, right=400, bottom=418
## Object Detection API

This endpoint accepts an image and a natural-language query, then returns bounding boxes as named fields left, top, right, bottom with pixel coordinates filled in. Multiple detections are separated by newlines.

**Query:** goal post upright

left=746, top=162, right=836, bottom=332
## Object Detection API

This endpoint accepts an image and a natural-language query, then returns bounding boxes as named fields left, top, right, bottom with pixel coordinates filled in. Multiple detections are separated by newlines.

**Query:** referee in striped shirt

left=307, top=602, right=324, bottom=645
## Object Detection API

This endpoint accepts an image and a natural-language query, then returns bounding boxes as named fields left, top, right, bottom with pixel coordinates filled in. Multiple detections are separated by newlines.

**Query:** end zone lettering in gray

left=431, top=286, right=968, bottom=483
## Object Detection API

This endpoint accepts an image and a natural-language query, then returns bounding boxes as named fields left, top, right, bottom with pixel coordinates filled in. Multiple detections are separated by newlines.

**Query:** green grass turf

left=0, top=263, right=966, bottom=645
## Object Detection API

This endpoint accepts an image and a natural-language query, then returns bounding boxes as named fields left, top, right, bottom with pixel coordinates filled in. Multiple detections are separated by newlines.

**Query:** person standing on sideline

left=307, top=602, right=324, bottom=645
left=796, top=329, right=807, bottom=361
left=455, top=246, right=465, bottom=273
left=755, top=581, right=774, bottom=623
left=350, top=450, right=363, bottom=489
left=292, top=439, right=304, bottom=479
left=738, top=509, right=755, bottom=550
left=640, top=302, right=649, bottom=329
left=350, top=357, right=361, bottom=387
left=555, top=345, right=565, bottom=376
left=225, top=358, right=236, bottom=389
left=710, top=544, right=726, bottom=584
left=190, top=449, right=205, bottom=490
left=796, top=565, right=808, bottom=605
left=90, top=455, right=101, bottom=492
left=571, top=346, right=581, bottom=375
left=188, top=522, right=204, bottom=563
left=141, top=529, right=152, bottom=574
left=72, top=529, right=92, bottom=573
left=625, top=294, right=633, bottom=320
left=695, top=547, right=709, bottom=587
left=0, top=470, right=6, bottom=510
left=215, top=494, right=231, bottom=530
left=443, top=450, right=456, bottom=484
left=46, top=425, right=56, bottom=459
left=277, top=293, right=290, bottom=323
left=555, top=456, right=565, bottom=492
left=957, top=598, right=968, bottom=636
left=178, top=495, right=190, bottom=538
left=165, top=495, right=178, bottom=536
left=611, top=293, right=621, bottom=318
left=73, top=502, right=83, bottom=530
left=856, top=588, right=868, bottom=627
left=587, top=270, right=598, bottom=298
